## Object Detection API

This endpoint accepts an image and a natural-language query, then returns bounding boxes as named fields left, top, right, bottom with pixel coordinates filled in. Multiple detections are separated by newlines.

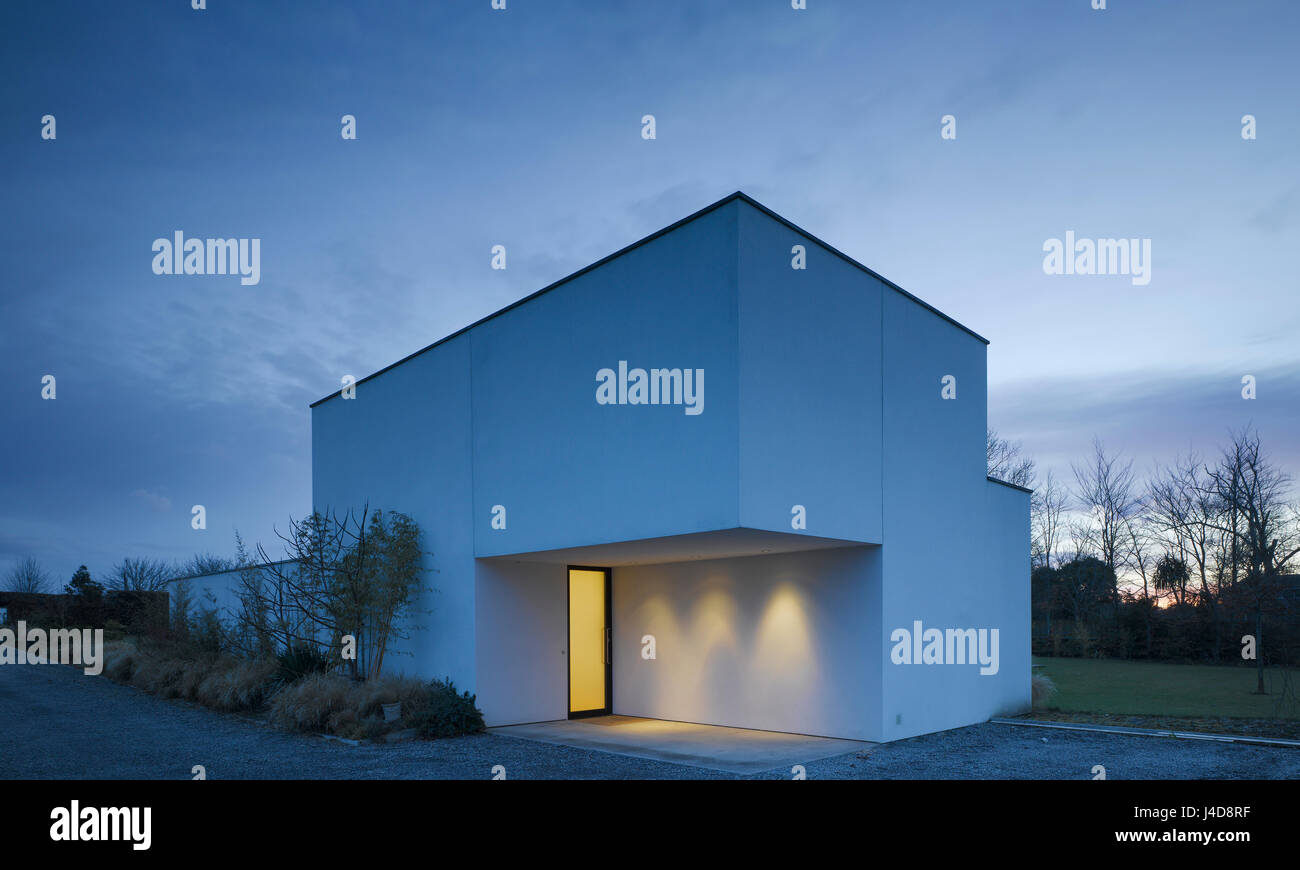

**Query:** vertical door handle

left=604, top=627, right=611, bottom=665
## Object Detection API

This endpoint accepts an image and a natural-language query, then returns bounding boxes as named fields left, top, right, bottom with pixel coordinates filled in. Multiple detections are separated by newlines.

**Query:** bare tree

left=1072, top=439, right=1141, bottom=580
left=244, top=509, right=367, bottom=664
left=1072, top=439, right=1142, bottom=642
left=177, top=553, right=236, bottom=577
left=1122, top=507, right=1158, bottom=650
left=1204, top=430, right=1299, bottom=580
left=1201, top=429, right=1300, bottom=692
left=1031, top=470, right=1066, bottom=569
left=235, top=507, right=426, bottom=680
left=1123, top=512, right=1155, bottom=592
left=1148, top=453, right=1225, bottom=655
left=1066, top=521, right=1094, bottom=564
left=111, top=557, right=177, bottom=592
left=5, top=557, right=51, bottom=594
left=987, top=427, right=1036, bottom=488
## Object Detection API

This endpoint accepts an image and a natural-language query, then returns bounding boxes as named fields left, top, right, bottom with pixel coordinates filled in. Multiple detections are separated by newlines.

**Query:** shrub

left=356, top=676, right=427, bottom=719
left=232, top=508, right=427, bottom=681
left=273, top=673, right=466, bottom=739
left=275, top=644, right=334, bottom=684
left=326, top=708, right=363, bottom=739
left=176, top=659, right=213, bottom=700
left=196, top=657, right=278, bottom=711
left=1032, top=673, right=1057, bottom=707
left=268, top=673, right=357, bottom=732
left=102, top=641, right=139, bottom=682
left=411, top=678, right=485, bottom=739
left=362, top=716, right=391, bottom=742
left=228, top=658, right=278, bottom=710
left=187, top=601, right=225, bottom=658
left=131, top=656, right=188, bottom=697
left=119, top=590, right=169, bottom=642
left=97, top=636, right=483, bottom=742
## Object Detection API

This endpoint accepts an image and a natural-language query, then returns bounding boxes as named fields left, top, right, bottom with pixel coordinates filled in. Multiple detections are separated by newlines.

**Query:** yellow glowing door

left=568, top=567, right=609, bottom=716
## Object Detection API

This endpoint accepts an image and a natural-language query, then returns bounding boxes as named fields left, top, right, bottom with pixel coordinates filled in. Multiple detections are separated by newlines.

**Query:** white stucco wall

left=981, top=479, right=1033, bottom=717
left=877, top=288, right=1009, bottom=742
left=737, top=202, right=884, bottom=544
left=611, top=546, right=881, bottom=741
left=474, top=560, right=568, bottom=725
left=311, top=333, right=477, bottom=689
left=170, top=567, right=246, bottom=624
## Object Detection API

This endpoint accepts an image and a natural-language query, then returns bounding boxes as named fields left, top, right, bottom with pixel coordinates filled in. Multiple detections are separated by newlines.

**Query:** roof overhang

left=478, top=527, right=873, bottom=567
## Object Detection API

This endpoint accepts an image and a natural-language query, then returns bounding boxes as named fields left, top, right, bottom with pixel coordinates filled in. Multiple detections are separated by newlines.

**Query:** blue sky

left=2, top=0, right=1298, bottom=584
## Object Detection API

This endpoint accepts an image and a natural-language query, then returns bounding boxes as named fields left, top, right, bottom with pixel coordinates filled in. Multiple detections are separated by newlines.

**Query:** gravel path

left=3, top=663, right=1298, bottom=779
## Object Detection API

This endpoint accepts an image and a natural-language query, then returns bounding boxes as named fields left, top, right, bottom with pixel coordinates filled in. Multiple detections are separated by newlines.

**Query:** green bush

left=187, top=603, right=225, bottom=658
left=276, top=644, right=334, bottom=684
left=412, top=678, right=485, bottom=739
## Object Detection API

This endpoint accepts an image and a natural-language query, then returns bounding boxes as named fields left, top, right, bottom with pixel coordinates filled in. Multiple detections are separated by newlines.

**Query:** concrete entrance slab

left=490, top=715, right=874, bottom=774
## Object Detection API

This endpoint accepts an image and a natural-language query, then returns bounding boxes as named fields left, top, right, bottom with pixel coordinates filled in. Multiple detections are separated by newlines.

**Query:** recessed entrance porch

left=491, top=715, right=873, bottom=775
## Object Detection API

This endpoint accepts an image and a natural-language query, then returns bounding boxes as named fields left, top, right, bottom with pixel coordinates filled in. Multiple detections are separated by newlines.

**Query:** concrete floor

left=490, top=715, right=874, bottom=774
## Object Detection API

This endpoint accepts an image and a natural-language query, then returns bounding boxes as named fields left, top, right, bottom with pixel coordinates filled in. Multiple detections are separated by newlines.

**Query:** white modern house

left=195, top=192, right=1030, bottom=742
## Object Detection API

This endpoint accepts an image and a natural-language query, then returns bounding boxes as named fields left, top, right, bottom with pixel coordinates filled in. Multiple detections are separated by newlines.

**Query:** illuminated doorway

left=568, top=566, right=611, bottom=718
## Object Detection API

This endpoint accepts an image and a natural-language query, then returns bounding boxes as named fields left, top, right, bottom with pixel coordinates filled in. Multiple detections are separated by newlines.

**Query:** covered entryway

left=475, top=529, right=881, bottom=740
left=491, top=715, right=873, bottom=775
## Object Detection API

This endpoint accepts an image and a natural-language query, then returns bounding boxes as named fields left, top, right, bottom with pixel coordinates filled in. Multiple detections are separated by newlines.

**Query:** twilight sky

left=2, top=0, right=1298, bottom=584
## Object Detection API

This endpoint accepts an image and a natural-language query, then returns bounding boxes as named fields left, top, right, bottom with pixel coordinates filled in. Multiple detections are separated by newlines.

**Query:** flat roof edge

left=166, top=558, right=300, bottom=584
left=987, top=475, right=1034, bottom=495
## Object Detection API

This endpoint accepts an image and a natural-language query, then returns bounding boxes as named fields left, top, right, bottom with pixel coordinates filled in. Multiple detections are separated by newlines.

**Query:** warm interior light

left=569, top=569, right=606, bottom=712
left=754, top=583, right=814, bottom=681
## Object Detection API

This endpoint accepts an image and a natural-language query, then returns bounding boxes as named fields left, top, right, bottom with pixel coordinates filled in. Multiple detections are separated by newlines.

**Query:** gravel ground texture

left=3, top=662, right=1299, bottom=780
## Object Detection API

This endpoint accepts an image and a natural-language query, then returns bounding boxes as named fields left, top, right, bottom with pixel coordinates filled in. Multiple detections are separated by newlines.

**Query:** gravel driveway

left=3, top=663, right=1298, bottom=779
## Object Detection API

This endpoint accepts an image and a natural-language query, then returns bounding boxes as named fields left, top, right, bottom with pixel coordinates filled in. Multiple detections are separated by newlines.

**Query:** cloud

left=129, top=489, right=173, bottom=513
left=991, top=363, right=1300, bottom=489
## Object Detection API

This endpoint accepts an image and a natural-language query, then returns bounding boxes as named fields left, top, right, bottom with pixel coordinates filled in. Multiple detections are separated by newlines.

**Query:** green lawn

left=1033, top=657, right=1300, bottom=720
